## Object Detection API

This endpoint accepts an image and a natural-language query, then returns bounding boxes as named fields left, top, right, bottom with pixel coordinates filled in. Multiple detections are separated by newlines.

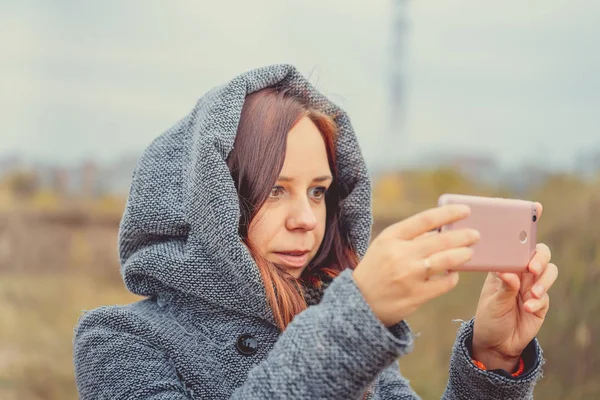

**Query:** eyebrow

left=277, top=175, right=333, bottom=183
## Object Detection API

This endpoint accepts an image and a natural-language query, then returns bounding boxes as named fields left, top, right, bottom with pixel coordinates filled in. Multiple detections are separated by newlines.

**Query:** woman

left=73, top=64, right=558, bottom=399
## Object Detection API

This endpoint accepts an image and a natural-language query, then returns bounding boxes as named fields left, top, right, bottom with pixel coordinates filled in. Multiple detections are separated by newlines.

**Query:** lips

left=273, top=251, right=309, bottom=268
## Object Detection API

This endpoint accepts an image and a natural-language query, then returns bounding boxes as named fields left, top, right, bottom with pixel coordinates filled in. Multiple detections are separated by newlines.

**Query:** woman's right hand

left=352, top=204, right=480, bottom=327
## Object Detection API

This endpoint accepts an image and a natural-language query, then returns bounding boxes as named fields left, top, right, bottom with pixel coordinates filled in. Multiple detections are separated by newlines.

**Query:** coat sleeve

left=441, top=319, right=544, bottom=400
left=368, top=319, right=544, bottom=399
left=368, top=361, right=423, bottom=399
left=73, top=269, right=415, bottom=399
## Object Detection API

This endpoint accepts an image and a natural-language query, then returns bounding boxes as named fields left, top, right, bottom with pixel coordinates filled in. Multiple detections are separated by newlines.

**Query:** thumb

left=494, top=272, right=521, bottom=299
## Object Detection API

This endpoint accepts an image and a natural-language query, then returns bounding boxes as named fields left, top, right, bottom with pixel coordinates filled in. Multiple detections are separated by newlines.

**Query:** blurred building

left=575, top=149, right=600, bottom=179
left=80, top=160, right=99, bottom=198
left=52, top=167, right=69, bottom=198
left=501, top=164, right=553, bottom=194
left=407, top=150, right=502, bottom=185
left=98, top=155, right=138, bottom=196
left=0, top=153, right=26, bottom=178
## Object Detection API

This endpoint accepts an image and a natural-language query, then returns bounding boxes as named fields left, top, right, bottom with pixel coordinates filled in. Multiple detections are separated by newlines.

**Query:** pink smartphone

left=437, top=194, right=538, bottom=272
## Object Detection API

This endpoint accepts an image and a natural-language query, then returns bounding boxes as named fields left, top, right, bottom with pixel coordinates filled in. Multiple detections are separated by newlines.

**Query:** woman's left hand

left=472, top=203, right=558, bottom=372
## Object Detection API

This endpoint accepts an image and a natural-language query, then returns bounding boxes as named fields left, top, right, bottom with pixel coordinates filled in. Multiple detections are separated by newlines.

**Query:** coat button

left=236, top=334, right=258, bottom=355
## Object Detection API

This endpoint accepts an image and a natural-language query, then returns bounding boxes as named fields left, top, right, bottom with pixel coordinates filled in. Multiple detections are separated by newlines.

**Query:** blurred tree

left=527, top=175, right=600, bottom=399
left=3, top=171, right=40, bottom=200
left=2, top=168, right=599, bottom=399
left=374, top=173, right=404, bottom=205
left=31, top=190, right=60, bottom=211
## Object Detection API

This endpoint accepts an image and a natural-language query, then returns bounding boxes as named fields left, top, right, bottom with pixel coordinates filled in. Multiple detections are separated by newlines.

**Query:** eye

left=269, top=186, right=285, bottom=199
left=309, top=186, right=327, bottom=200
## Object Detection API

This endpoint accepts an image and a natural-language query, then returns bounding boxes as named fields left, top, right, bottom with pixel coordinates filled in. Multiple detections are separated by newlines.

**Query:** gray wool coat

left=73, top=64, right=544, bottom=399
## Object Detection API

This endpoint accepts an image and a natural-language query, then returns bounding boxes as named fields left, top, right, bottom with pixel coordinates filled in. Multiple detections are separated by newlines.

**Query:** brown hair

left=226, top=87, right=359, bottom=331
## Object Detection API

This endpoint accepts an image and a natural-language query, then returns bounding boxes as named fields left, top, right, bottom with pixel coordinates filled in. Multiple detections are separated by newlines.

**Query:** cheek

left=247, top=208, right=278, bottom=253
left=314, top=205, right=327, bottom=243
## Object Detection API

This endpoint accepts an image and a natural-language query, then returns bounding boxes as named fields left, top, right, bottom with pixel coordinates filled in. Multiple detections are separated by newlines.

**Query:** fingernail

left=525, top=301, right=534, bottom=312
left=527, top=300, right=539, bottom=313
left=460, top=205, right=471, bottom=215
left=471, top=230, right=481, bottom=240
left=532, top=284, right=544, bottom=297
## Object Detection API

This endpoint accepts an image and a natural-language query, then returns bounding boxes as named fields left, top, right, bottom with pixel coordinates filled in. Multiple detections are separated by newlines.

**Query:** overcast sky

left=1, top=0, right=598, bottom=171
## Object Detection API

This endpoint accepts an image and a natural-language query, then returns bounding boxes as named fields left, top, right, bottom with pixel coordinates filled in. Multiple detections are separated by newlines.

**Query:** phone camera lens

left=532, top=215, right=537, bottom=222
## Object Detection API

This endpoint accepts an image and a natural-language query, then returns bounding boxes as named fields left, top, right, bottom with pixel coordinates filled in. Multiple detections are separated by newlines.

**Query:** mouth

left=273, top=251, right=310, bottom=268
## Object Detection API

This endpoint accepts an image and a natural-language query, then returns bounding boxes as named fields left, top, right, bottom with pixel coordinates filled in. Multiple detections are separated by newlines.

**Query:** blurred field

left=1, top=168, right=599, bottom=399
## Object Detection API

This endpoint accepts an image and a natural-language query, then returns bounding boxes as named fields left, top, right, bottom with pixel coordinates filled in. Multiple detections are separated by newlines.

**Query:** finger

left=419, top=247, right=474, bottom=277
left=495, top=272, right=521, bottom=294
left=386, top=204, right=471, bottom=240
left=535, top=202, right=543, bottom=219
left=420, top=271, right=460, bottom=301
left=413, top=228, right=480, bottom=258
left=530, top=263, right=558, bottom=299
left=524, top=293, right=550, bottom=318
left=528, top=243, right=552, bottom=276
left=413, top=230, right=438, bottom=240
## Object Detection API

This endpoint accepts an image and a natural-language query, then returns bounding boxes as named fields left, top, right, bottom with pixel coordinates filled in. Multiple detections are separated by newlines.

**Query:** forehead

left=279, top=117, right=331, bottom=177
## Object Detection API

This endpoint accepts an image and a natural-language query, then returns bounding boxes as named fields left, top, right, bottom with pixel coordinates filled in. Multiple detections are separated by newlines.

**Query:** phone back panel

left=438, top=194, right=537, bottom=272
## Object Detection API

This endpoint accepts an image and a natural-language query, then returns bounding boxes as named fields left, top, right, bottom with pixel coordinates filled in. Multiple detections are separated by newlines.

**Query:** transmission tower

left=387, top=0, right=409, bottom=170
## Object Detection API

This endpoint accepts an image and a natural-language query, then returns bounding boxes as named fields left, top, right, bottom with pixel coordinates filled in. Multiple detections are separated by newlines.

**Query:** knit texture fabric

left=299, top=270, right=335, bottom=306
left=73, top=64, right=545, bottom=399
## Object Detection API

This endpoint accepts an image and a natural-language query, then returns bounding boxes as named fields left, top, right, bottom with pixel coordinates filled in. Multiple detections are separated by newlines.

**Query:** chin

left=290, top=270, right=303, bottom=280
left=269, top=261, right=303, bottom=278
left=285, top=266, right=306, bottom=280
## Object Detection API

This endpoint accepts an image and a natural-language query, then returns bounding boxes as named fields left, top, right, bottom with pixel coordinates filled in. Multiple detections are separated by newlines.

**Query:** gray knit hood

left=117, top=64, right=372, bottom=325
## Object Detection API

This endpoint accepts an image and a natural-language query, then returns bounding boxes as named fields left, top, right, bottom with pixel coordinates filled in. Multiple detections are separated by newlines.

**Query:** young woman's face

left=248, top=117, right=332, bottom=279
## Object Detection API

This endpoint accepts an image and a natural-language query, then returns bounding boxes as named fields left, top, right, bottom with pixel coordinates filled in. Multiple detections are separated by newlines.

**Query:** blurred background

left=1, top=0, right=598, bottom=399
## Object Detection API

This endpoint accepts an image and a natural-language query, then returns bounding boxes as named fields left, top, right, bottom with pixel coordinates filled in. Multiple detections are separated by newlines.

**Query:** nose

left=286, top=197, right=317, bottom=231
